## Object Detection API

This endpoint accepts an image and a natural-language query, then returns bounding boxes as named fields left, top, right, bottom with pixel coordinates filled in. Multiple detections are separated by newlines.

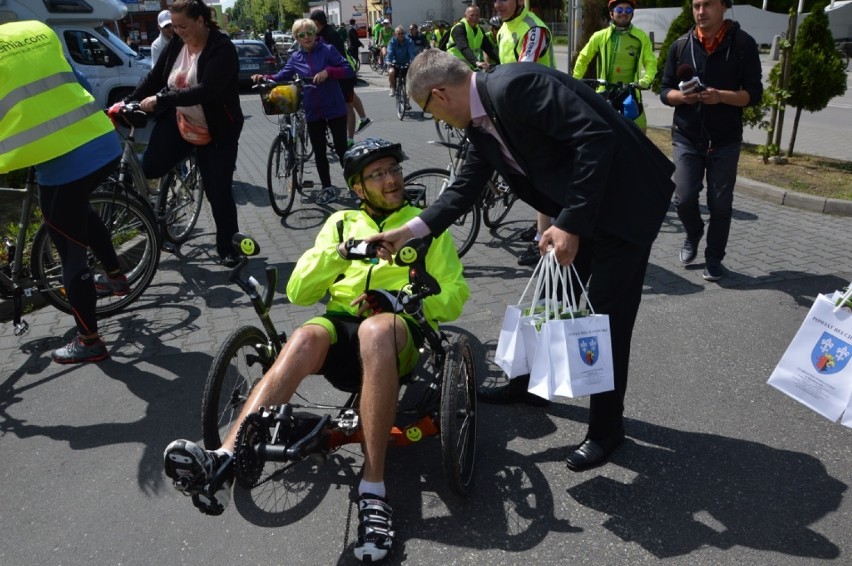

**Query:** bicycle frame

left=0, top=169, right=48, bottom=335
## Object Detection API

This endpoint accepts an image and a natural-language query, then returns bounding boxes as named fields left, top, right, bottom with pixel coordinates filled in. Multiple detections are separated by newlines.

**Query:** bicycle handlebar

left=581, top=78, right=645, bottom=90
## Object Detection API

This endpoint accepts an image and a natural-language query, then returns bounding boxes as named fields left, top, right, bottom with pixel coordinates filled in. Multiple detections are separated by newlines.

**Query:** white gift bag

left=494, top=256, right=548, bottom=378
left=767, top=286, right=852, bottom=423
left=527, top=254, right=614, bottom=400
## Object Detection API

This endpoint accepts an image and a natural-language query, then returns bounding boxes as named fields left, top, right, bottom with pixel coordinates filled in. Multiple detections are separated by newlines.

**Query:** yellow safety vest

left=446, top=19, right=485, bottom=70
left=0, top=20, right=114, bottom=173
left=497, top=7, right=555, bottom=68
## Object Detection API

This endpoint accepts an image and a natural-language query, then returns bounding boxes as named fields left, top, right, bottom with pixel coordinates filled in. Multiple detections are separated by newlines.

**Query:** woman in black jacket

left=130, top=0, right=244, bottom=266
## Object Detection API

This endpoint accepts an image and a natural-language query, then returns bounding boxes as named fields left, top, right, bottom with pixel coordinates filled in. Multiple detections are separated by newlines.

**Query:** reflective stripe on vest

left=0, top=98, right=105, bottom=154
left=0, top=71, right=77, bottom=123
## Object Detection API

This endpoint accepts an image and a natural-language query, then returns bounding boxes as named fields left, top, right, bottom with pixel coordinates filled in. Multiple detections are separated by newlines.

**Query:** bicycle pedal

left=302, top=180, right=315, bottom=188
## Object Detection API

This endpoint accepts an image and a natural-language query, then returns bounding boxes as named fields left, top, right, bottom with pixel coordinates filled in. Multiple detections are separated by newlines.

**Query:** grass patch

left=645, top=127, right=852, bottom=201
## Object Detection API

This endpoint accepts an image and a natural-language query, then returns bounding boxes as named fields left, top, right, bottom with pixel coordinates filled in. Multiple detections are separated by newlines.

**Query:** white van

left=0, top=0, right=151, bottom=108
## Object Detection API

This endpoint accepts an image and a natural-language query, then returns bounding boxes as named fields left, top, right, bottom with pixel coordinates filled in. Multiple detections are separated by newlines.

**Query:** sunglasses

left=296, top=31, right=316, bottom=39
left=614, top=7, right=634, bottom=14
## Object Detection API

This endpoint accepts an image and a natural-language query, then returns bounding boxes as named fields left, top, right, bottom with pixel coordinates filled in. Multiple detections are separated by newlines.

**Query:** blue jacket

left=269, top=41, right=353, bottom=121
left=387, top=36, right=416, bottom=67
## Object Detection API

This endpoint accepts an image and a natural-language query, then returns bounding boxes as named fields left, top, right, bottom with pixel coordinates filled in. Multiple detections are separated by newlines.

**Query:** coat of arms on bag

left=578, top=337, right=599, bottom=367
left=811, top=331, right=851, bottom=374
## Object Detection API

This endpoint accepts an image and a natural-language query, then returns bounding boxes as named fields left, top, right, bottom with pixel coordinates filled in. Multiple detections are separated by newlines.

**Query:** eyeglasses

left=421, top=87, right=444, bottom=114
left=395, top=32, right=405, bottom=36
left=296, top=31, right=316, bottom=39
left=362, top=164, right=403, bottom=183
left=614, top=7, right=634, bottom=14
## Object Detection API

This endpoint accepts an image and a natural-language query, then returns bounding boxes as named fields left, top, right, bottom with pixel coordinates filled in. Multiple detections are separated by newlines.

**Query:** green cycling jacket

left=286, top=204, right=469, bottom=329
left=573, top=23, right=657, bottom=90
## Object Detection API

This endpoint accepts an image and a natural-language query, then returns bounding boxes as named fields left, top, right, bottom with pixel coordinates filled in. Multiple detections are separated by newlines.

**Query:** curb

left=735, top=176, right=852, bottom=217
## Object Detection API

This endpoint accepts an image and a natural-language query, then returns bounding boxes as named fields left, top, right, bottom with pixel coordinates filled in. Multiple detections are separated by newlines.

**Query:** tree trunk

left=787, top=106, right=803, bottom=158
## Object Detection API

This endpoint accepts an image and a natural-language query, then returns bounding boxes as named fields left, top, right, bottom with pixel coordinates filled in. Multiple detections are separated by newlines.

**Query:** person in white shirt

left=151, top=10, right=174, bottom=66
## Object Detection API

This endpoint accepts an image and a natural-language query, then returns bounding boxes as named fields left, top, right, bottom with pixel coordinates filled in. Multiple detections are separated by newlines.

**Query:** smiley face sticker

left=398, top=245, right=417, bottom=265
left=405, top=426, right=423, bottom=442
left=240, top=238, right=256, bottom=256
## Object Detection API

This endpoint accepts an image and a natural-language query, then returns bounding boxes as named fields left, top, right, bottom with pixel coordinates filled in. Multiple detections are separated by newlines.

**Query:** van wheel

left=107, top=88, right=134, bottom=107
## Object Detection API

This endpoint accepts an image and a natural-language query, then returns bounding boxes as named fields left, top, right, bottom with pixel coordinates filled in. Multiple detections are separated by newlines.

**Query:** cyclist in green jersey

left=572, top=0, right=657, bottom=131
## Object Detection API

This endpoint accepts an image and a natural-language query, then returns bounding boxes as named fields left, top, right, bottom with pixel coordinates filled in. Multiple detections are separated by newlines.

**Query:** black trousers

left=571, top=229, right=653, bottom=440
left=142, top=109, right=240, bottom=259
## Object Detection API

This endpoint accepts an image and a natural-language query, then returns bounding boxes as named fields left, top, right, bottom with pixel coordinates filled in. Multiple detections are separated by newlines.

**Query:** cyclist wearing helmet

left=163, top=138, right=468, bottom=564
left=573, top=0, right=657, bottom=131
left=374, top=19, right=394, bottom=63
left=494, top=0, right=554, bottom=67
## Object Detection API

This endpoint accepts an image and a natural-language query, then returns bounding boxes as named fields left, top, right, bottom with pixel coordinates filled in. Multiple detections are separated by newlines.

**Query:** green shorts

left=303, top=312, right=423, bottom=391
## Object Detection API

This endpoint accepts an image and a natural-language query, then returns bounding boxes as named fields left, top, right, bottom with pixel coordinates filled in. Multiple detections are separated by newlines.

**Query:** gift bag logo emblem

left=578, top=337, right=599, bottom=367
left=811, top=332, right=851, bottom=374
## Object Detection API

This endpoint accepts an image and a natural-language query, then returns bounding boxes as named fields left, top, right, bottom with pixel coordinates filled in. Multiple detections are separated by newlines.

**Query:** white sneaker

left=354, top=493, right=394, bottom=562
left=388, top=89, right=394, bottom=96
left=163, top=439, right=233, bottom=515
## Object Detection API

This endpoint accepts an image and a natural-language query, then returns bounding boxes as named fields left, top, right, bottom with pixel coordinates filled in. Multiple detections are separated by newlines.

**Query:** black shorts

left=304, top=313, right=423, bottom=392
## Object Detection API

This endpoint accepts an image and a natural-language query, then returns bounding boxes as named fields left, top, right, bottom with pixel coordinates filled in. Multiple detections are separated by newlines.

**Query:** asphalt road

left=1, top=77, right=851, bottom=566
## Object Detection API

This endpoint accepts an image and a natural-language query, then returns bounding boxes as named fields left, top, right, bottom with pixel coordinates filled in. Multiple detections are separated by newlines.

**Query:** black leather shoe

left=565, top=427, right=625, bottom=472
left=477, top=374, right=550, bottom=407
left=679, top=238, right=698, bottom=264
left=517, top=243, right=541, bottom=266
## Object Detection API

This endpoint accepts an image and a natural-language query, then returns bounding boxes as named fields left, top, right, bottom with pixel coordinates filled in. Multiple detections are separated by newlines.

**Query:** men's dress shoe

left=679, top=238, right=698, bottom=264
left=702, top=263, right=724, bottom=282
left=565, top=428, right=625, bottom=472
left=477, top=374, right=550, bottom=407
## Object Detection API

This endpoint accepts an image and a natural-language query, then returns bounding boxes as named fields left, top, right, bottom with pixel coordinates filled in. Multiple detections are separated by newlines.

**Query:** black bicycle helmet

left=342, top=138, right=406, bottom=190
left=489, top=16, right=502, bottom=29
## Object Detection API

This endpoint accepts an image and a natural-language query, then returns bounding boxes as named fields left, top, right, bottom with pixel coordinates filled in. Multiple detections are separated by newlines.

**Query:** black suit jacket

left=419, top=64, right=675, bottom=247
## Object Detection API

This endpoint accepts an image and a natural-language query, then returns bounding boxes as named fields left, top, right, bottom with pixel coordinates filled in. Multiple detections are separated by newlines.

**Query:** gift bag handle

left=834, top=283, right=852, bottom=313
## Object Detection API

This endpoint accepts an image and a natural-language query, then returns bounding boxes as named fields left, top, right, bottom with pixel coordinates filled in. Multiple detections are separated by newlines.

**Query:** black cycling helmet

left=343, top=138, right=406, bottom=190
left=489, top=16, right=502, bottom=29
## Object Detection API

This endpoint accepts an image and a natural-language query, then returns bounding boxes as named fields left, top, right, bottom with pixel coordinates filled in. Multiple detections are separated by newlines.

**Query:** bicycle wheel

left=482, top=174, right=518, bottom=228
left=202, top=325, right=274, bottom=449
left=31, top=191, right=160, bottom=317
left=434, top=120, right=464, bottom=145
left=266, top=134, right=297, bottom=217
left=296, top=114, right=313, bottom=163
left=157, top=154, right=204, bottom=244
left=396, top=80, right=406, bottom=120
left=369, top=50, right=379, bottom=72
left=404, top=168, right=480, bottom=258
left=440, top=333, right=477, bottom=497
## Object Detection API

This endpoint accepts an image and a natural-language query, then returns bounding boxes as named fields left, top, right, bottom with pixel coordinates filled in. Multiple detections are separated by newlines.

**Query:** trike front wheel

left=202, top=325, right=274, bottom=449
left=440, top=334, right=477, bottom=496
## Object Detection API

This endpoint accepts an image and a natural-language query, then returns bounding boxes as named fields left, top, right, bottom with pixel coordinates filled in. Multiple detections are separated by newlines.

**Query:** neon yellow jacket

left=286, top=204, right=469, bottom=329
left=0, top=20, right=114, bottom=173
left=572, top=23, right=657, bottom=89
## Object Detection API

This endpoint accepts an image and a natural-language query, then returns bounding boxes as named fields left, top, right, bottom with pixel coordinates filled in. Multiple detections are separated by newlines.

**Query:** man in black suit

left=368, top=49, right=675, bottom=472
